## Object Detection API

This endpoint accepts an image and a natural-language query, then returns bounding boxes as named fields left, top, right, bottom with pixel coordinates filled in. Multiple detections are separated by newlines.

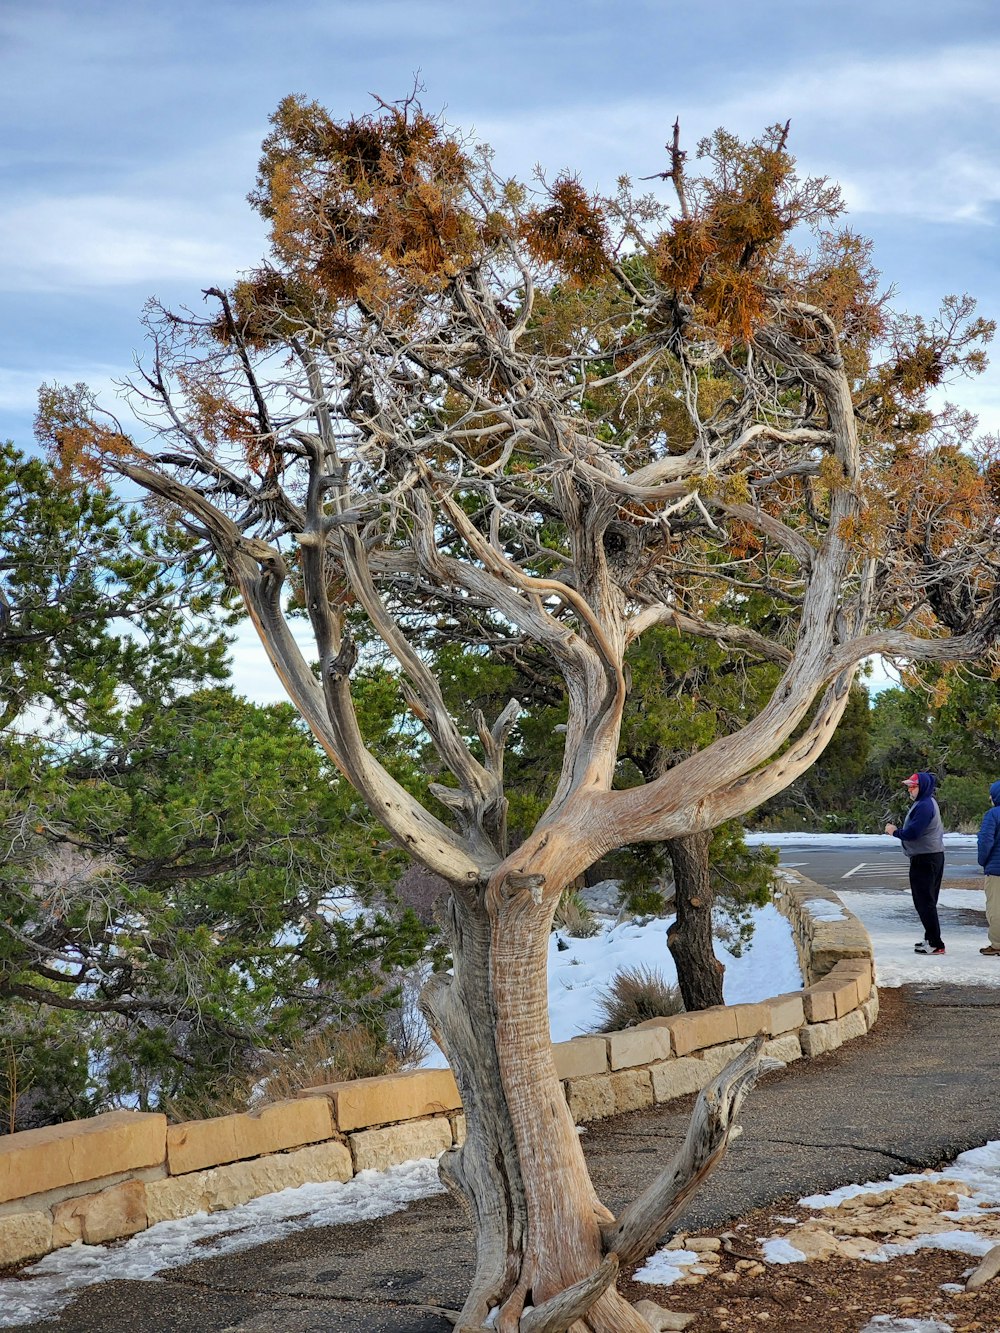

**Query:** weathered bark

left=665, top=830, right=725, bottom=1011
left=418, top=819, right=776, bottom=1333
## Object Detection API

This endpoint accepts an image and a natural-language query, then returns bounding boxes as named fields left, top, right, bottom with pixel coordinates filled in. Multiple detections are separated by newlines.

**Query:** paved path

left=13, top=983, right=1000, bottom=1333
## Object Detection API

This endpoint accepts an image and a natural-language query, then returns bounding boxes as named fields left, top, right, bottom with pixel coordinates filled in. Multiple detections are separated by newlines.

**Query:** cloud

left=474, top=43, right=1000, bottom=227
left=0, top=191, right=263, bottom=293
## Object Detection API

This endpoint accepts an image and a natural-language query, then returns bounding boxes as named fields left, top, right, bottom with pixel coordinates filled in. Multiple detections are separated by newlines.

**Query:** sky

left=3, top=0, right=999, bottom=699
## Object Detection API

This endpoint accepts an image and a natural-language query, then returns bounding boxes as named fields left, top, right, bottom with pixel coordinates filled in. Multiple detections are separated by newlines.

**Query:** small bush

left=593, top=965, right=683, bottom=1033
left=554, top=890, right=600, bottom=938
left=623, top=884, right=670, bottom=918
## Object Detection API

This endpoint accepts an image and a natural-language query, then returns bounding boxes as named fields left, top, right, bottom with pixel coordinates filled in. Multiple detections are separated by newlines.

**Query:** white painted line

left=842, top=863, right=867, bottom=878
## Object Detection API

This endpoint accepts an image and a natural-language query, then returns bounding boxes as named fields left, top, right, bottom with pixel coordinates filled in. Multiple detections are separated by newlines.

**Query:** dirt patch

left=622, top=1196, right=1000, bottom=1330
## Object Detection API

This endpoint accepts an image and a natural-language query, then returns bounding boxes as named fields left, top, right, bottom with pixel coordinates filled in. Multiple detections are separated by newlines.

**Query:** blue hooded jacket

left=977, top=780, right=1000, bottom=875
left=892, top=771, right=944, bottom=856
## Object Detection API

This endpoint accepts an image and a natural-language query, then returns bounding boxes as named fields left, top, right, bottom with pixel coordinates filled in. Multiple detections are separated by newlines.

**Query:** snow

left=760, top=1236, right=807, bottom=1263
left=632, top=1246, right=702, bottom=1285
left=420, top=902, right=802, bottom=1068
left=0, top=1159, right=445, bottom=1327
left=751, top=833, right=1000, bottom=989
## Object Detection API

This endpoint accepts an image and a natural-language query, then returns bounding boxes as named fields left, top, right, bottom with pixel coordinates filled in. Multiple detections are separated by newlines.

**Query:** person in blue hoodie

left=884, top=772, right=946, bottom=955
left=975, top=780, right=1000, bottom=957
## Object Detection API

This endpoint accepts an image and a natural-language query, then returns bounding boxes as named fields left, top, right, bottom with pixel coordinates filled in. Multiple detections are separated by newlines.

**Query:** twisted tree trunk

left=421, top=826, right=771, bottom=1333
left=666, top=831, right=726, bottom=1011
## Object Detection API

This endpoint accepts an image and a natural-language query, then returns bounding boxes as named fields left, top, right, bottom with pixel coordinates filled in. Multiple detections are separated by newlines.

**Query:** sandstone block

left=762, top=1034, right=803, bottom=1065
left=52, top=1179, right=148, bottom=1247
left=609, top=1069, right=654, bottom=1115
left=650, top=1057, right=712, bottom=1103
left=807, top=974, right=860, bottom=1019
left=300, top=1068, right=461, bottom=1132
left=349, top=1119, right=453, bottom=1173
left=730, top=1003, right=773, bottom=1039
left=693, top=1041, right=747, bottom=1077
left=145, top=1140, right=353, bottom=1225
left=767, top=992, right=806, bottom=1035
left=0, top=1111, right=166, bottom=1205
left=451, top=1114, right=467, bottom=1146
left=799, top=1021, right=843, bottom=1058
left=862, top=989, right=880, bottom=1030
left=167, top=1097, right=334, bottom=1175
left=830, top=959, right=873, bottom=1004
left=839, top=1009, right=868, bottom=1042
left=565, top=1075, right=616, bottom=1123
left=802, top=985, right=838, bottom=1023
left=552, top=1037, right=608, bottom=1079
left=608, top=1025, right=672, bottom=1070
left=0, top=1211, right=52, bottom=1268
left=666, top=1006, right=739, bottom=1056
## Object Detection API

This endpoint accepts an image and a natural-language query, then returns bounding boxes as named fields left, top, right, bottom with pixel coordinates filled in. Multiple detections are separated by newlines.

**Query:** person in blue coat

left=885, top=772, right=946, bottom=955
left=975, top=780, right=1000, bottom=957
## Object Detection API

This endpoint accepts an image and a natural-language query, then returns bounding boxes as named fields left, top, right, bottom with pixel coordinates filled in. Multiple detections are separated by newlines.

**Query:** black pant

left=910, top=852, right=945, bottom=949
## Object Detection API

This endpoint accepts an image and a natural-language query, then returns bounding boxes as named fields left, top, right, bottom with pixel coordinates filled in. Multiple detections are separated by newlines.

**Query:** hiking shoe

left=914, top=941, right=945, bottom=954
left=980, top=945, right=1000, bottom=956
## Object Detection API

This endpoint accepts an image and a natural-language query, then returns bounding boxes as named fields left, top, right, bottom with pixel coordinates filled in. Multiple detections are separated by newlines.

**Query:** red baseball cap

left=902, top=774, right=920, bottom=786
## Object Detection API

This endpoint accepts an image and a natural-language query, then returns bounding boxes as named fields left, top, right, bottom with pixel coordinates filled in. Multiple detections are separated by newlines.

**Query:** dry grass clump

left=554, top=889, right=600, bottom=938
left=593, top=965, right=683, bottom=1033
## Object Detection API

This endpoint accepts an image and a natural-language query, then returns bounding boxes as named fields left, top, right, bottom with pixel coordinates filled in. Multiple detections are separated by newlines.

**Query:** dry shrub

left=554, top=890, right=600, bottom=939
left=593, top=965, right=682, bottom=1033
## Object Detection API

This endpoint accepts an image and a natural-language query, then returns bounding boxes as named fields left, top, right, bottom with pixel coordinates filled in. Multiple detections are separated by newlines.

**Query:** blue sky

left=2, top=0, right=998, bottom=697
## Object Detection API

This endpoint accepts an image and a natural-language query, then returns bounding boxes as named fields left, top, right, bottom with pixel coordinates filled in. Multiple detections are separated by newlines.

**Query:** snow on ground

left=635, top=1137, right=1000, bottom=1331
left=0, top=1160, right=445, bottom=1327
left=419, top=902, right=803, bottom=1068
left=749, top=833, right=1000, bottom=989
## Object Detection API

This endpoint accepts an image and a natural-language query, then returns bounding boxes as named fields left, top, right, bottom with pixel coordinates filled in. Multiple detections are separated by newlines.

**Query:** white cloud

left=0, top=192, right=262, bottom=292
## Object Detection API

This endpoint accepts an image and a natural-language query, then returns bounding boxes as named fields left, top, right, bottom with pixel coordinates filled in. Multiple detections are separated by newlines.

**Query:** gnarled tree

left=40, top=99, right=1000, bottom=1331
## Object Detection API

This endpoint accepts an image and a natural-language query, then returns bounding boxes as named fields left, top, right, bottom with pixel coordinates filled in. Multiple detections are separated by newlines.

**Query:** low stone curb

left=0, top=872, right=876, bottom=1269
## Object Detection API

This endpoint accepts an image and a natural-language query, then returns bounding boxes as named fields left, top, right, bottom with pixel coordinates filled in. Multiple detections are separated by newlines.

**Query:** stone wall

left=0, top=872, right=876, bottom=1269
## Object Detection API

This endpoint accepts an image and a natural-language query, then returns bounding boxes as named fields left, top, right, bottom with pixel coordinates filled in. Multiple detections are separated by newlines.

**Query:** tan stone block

left=608, top=1025, right=672, bottom=1070
left=839, top=1010, right=868, bottom=1043
left=145, top=1141, right=353, bottom=1225
left=565, top=1075, right=616, bottom=1123
left=300, top=1068, right=461, bottom=1132
left=0, top=1211, right=52, bottom=1267
left=802, top=985, right=837, bottom=1023
left=52, top=1180, right=147, bottom=1247
left=451, top=1114, right=467, bottom=1146
left=609, top=1069, right=653, bottom=1115
left=0, top=1111, right=166, bottom=1205
left=665, top=1006, right=739, bottom=1056
left=167, top=1097, right=334, bottom=1175
left=830, top=959, right=873, bottom=1004
left=349, top=1119, right=453, bottom=1173
left=650, top=1057, right=713, bottom=1103
left=693, top=1040, right=747, bottom=1078
left=862, top=989, right=880, bottom=1030
left=799, top=1021, right=843, bottom=1058
left=762, top=1034, right=803, bottom=1065
left=729, top=1003, right=771, bottom=1039
left=805, top=974, right=859, bottom=1019
left=767, top=992, right=806, bottom=1035
left=552, top=1037, right=608, bottom=1080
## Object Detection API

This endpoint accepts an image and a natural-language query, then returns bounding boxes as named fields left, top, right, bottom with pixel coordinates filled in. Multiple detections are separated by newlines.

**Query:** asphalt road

left=763, top=839, right=983, bottom=895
